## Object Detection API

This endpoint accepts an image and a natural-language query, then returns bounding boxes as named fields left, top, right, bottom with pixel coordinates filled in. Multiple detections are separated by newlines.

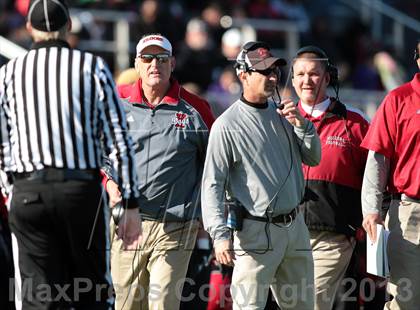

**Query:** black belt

left=392, top=193, right=420, bottom=203
left=13, top=168, right=99, bottom=182
left=244, top=207, right=298, bottom=225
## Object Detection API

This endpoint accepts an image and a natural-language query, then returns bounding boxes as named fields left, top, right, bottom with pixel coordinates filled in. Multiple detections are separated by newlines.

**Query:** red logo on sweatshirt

left=172, top=112, right=189, bottom=129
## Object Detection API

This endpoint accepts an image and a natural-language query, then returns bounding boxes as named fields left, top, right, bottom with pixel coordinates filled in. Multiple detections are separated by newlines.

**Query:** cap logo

left=136, top=34, right=172, bottom=56
left=257, top=48, right=270, bottom=58
left=143, top=36, right=164, bottom=43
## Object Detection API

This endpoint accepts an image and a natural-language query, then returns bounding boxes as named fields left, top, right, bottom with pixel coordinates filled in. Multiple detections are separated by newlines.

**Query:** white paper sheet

left=366, top=224, right=390, bottom=278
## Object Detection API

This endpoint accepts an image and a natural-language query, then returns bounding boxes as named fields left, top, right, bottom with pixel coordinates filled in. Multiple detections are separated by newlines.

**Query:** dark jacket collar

left=328, top=98, right=347, bottom=118
left=31, top=39, right=70, bottom=50
left=240, top=94, right=268, bottom=109
left=298, top=97, right=347, bottom=120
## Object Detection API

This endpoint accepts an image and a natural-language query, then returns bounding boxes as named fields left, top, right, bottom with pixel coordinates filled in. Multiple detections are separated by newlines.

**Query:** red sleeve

left=100, top=169, right=110, bottom=188
left=180, top=87, right=215, bottom=130
left=117, top=83, right=134, bottom=99
left=361, top=94, right=396, bottom=158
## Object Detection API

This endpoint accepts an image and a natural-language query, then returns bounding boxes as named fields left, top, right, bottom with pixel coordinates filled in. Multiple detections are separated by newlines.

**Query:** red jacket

left=299, top=98, right=370, bottom=235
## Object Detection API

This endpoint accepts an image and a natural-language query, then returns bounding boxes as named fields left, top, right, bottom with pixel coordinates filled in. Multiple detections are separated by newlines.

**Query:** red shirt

left=299, top=100, right=369, bottom=189
left=361, top=73, right=420, bottom=199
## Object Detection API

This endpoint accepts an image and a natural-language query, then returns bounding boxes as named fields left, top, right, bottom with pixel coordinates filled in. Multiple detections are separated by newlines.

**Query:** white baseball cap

left=136, top=34, right=172, bottom=56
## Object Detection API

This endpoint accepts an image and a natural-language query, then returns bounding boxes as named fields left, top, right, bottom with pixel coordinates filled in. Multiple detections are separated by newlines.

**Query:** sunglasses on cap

left=139, top=53, right=170, bottom=64
left=249, top=67, right=280, bottom=76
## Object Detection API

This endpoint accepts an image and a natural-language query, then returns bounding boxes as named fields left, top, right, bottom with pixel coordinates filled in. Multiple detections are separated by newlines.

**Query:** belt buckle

left=282, top=213, right=293, bottom=227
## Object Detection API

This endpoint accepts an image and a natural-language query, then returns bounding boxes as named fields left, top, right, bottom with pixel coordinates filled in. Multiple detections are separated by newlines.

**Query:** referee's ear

left=67, top=20, right=72, bottom=33
left=25, top=21, right=33, bottom=34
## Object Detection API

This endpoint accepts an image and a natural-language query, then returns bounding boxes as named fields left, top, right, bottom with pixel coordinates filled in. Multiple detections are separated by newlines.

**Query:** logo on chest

left=325, top=135, right=348, bottom=147
left=172, top=112, right=189, bottom=129
left=126, top=114, right=135, bottom=122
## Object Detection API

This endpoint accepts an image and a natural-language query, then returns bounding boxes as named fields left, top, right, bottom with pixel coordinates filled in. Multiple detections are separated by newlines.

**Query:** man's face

left=243, top=65, right=279, bottom=99
left=135, top=45, right=174, bottom=87
left=292, top=57, right=329, bottom=105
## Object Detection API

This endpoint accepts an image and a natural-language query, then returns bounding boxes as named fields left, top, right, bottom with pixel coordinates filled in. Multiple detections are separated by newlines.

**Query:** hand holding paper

left=366, top=224, right=390, bottom=278
left=363, top=213, right=384, bottom=242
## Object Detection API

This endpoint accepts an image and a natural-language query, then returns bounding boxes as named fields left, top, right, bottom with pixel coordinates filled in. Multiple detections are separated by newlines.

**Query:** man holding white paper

left=366, top=224, right=389, bottom=278
left=361, top=40, right=420, bottom=309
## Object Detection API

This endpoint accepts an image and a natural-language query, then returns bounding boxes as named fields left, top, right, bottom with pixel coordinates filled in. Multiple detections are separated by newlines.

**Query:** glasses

left=249, top=67, right=280, bottom=76
left=139, top=53, right=170, bottom=64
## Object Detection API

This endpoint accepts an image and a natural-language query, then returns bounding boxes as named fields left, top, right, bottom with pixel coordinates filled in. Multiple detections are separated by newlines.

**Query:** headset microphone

left=274, top=86, right=284, bottom=110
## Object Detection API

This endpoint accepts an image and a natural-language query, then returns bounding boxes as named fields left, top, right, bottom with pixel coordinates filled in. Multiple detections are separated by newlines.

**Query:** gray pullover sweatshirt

left=202, top=99, right=321, bottom=243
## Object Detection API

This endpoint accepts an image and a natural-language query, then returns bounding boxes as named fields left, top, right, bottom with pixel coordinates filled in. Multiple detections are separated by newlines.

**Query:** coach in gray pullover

left=201, top=41, right=321, bottom=309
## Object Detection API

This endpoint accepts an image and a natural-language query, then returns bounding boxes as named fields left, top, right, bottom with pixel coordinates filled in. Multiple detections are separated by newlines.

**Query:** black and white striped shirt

left=0, top=39, right=139, bottom=201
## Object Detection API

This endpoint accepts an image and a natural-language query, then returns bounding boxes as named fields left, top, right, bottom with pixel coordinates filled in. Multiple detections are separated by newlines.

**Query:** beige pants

left=110, top=219, right=199, bottom=310
left=231, top=213, right=314, bottom=310
left=384, top=198, right=420, bottom=310
left=310, top=231, right=355, bottom=310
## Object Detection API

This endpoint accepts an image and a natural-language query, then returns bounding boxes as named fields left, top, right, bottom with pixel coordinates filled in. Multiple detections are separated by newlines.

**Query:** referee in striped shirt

left=0, top=1, right=141, bottom=309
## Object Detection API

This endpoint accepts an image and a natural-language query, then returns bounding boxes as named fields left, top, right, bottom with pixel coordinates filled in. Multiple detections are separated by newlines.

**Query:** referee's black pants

left=9, top=174, right=112, bottom=310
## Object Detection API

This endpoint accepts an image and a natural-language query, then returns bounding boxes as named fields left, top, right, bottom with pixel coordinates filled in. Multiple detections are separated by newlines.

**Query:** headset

left=414, top=39, right=420, bottom=61
left=234, top=41, right=272, bottom=72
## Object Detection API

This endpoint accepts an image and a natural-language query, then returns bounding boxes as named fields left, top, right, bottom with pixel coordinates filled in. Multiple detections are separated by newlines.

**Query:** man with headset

left=291, top=46, right=369, bottom=309
left=202, top=41, right=321, bottom=309
left=361, top=40, right=420, bottom=309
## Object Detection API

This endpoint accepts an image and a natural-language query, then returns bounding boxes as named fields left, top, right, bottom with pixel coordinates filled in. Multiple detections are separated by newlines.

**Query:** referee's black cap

left=27, top=0, right=69, bottom=32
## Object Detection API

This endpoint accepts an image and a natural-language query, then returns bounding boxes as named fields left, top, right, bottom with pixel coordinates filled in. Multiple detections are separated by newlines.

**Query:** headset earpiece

left=234, top=53, right=248, bottom=72
left=327, top=64, right=338, bottom=87
left=235, top=41, right=271, bottom=73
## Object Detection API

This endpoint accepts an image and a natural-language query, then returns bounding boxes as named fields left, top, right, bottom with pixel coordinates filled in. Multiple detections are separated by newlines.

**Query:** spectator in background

left=203, top=27, right=243, bottom=117
left=115, top=67, right=138, bottom=86
left=246, top=0, right=280, bottom=19
left=361, top=40, right=420, bottom=310
left=131, top=0, right=181, bottom=48
left=174, top=18, right=223, bottom=91
left=373, top=51, right=405, bottom=91
left=271, top=0, right=310, bottom=33
left=206, top=66, right=240, bottom=117
left=292, top=46, right=369, bottom=309
left=201, top=2, right=225, bottom=44
left=351, top=48, right=383, bottom=90
left=220, top=28, right=244, bottom=66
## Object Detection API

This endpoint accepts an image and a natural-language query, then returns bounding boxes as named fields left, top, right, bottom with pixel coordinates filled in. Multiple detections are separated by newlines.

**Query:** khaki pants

left=110, top=219, right=199, bottom=310
left=310, top=231, right=355, bottom=310
left=385, top=198, right=420, bottom=310
left=231, top=213, right=314, bottom=310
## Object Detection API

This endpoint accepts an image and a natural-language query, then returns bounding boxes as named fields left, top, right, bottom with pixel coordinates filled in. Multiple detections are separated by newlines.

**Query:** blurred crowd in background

left=1, top=0, right=420, bottom=116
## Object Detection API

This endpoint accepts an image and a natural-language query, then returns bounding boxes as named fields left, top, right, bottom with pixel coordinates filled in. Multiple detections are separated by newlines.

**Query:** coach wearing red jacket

left=362, top=41, right=420, bottom=310
left=289, top=46, right=369, bottom=309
